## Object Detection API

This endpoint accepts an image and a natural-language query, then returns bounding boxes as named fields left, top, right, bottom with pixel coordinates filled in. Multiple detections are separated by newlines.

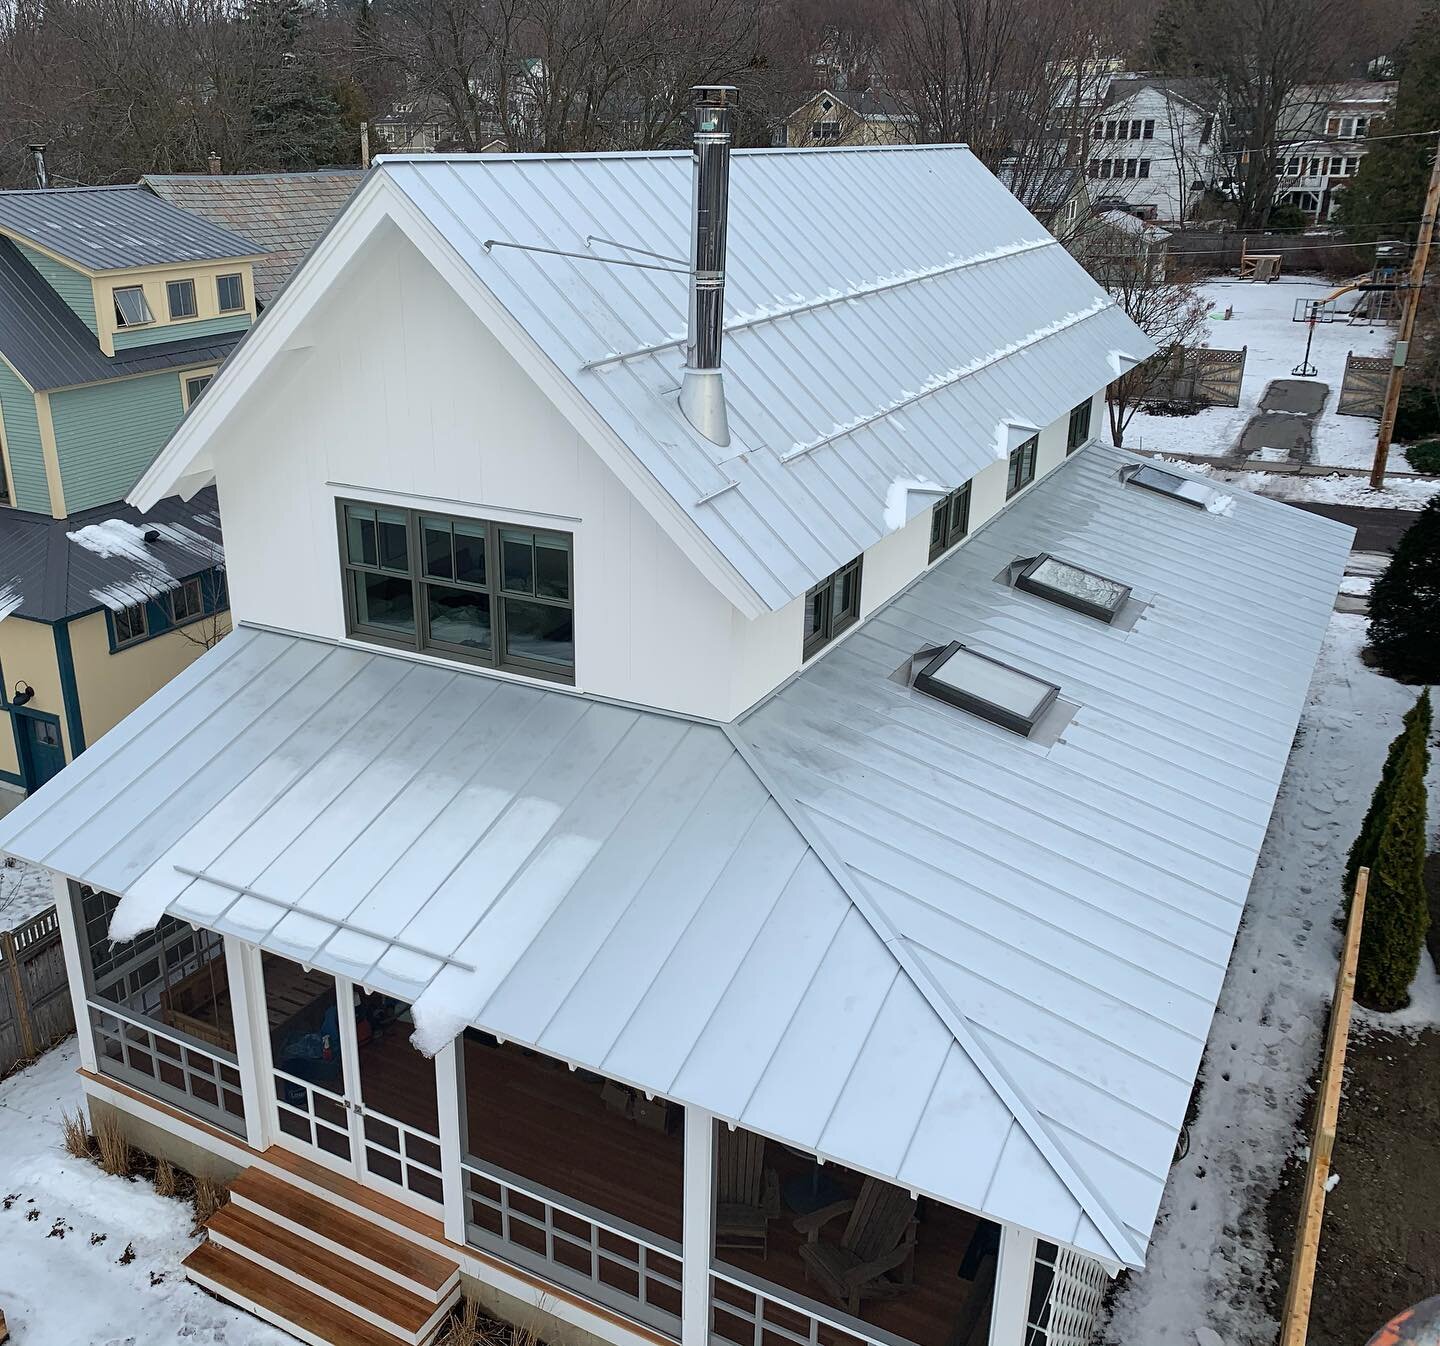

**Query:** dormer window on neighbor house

left=339, top=500, right=576, bottom=682
left=217, top=273, right=245, bottom=313
left=113, top=285, right=154, bottom=327
left=167, top=278, right=198, bottom=319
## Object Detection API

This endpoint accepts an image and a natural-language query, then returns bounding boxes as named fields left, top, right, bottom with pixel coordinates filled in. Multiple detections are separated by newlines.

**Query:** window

left=1355, top=116, right=1369, bottom=138
left=169, top=576, right=205, bottom=623
left=113, top=601, right=149, bottom=647
left=929, top=482, right=972, bottom=561
left=1015, top=553, right=1131, bottom=623
left=113, top=286, right=154, bottom=327
left=1328, top=156, right=1343, bottom=175
left=166, top=279, right=197, bottom=320
left=1139, top=159, right=1151, bottom=179
left=184, top=374, right=212, bottom=406
left=1345, top=156, right=1360, bottom=176
left=803, top=555, right=862, bottom=660
left=1200, top=115, right=1214, bottom=144
left=216, top=273, right=244, bottom=313
left=1142, top=118, right=1155, bottom=139
left=812, top=120, right=841, bottom=141
left=339, top=501, right=575, bottom=680
left=1066, top=399, right=1092, bottom=454
left=1007, top=435, right=1038, bottom=498
left=1124, top=462, right=1212, bottom=509
left=913, top=642, right=1060, bottom=737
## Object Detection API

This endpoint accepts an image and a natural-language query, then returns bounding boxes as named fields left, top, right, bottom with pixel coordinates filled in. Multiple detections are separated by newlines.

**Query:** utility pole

left=1370, top=134, right=1440, bottom=489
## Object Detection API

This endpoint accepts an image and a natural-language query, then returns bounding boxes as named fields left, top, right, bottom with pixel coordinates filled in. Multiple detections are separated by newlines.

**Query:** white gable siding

left=1091, top=87, right=1218, bottom=221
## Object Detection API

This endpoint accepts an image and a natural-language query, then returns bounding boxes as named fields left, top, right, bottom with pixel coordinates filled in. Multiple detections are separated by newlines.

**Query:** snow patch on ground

left=1102, top=612, right=1438, bottom=1346
left=0, top=1044, right=293, bottom=1344
left=0, top=858, right=54, bottom=930
left=1163, top=459, right=1440, bottom=510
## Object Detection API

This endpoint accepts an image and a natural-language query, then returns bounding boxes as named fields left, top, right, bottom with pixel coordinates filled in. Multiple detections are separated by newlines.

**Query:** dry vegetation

left=439, top=1296, right=550, bottom=1346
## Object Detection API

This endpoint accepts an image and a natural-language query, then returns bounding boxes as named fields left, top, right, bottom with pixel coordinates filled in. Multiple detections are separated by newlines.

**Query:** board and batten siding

left=0, top=358, right=49, bottom=513
left=49, top=371, right=185, bottom=514
left=15, top=242, right=98, bottom=333
left=112, top=312, right=250, bottom=352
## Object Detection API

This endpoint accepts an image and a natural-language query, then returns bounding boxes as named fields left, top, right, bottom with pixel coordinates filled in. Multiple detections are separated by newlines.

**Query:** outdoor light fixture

left=1122, top=463, right=1211, bottom=509
left=913, top=641, right=1060, bottom=737
left=10, top=682, right=34, bottom=706
left=1015, top=553, right=1132, bottom=624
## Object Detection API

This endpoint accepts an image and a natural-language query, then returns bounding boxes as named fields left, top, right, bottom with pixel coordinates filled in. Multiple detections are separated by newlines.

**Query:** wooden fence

left=1337, top=352, right=1390, bottom=418
left=0, top=905, right=74, bottom=1077
left=1143, top=345, right=1248, bottom=408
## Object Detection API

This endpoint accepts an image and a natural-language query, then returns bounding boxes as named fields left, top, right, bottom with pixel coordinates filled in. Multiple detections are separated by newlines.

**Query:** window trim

left=166, top=278, right=198, bottom=321
left=929, top=482, right=972, bottom=561
left=168, top=576, right=205, bottom=624
left=336, top=499, right=576, bottom=684
left=1006, top=435, right=1039, bottom=499
left=113, top=285, right=154, bottom=328
left=112, top=600, right=150, bottom=648
left=802, top=555, right=863, bottom=661
left=183, top=372, right=214, bottom=409
left=216, top=272, right=245, bottom=313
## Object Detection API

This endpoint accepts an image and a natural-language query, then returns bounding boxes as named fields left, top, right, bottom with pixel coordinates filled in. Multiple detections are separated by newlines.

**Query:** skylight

left=913, top=641, right=1060, bottom=736
left=1016, top=553, right=1132, bottom=624
left=1125, top=463, right=1211, bottom=509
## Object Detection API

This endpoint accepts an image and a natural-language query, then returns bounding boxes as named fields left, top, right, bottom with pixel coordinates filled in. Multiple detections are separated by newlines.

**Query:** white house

left=1088, top=77, right=1224, bottom=222
left=0, top=89, right=1349, bottom=1346
left=1273, top=80, right=1397, bottom=221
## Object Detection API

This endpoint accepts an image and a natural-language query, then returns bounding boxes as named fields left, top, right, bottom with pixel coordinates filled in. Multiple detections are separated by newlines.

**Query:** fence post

left=0, top=928, right=37, bottom=1061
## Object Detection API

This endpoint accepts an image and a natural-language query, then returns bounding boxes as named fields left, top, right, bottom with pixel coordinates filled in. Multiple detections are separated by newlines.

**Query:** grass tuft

left=60, top=1108, right=91, bottom=1160
left=153, top=1157, right=178, bottom=1198
left=191, top=1174, right=228, bottom=1228
left=92, top=1109, right=131, bottom=1177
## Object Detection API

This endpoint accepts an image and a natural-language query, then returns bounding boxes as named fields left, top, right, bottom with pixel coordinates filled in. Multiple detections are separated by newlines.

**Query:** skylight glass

left=1127, top=464, right=1211, bottom=509
left=1016, top=553, right=1132, bottom=623
left=913, top=641, right=1060, bottom=736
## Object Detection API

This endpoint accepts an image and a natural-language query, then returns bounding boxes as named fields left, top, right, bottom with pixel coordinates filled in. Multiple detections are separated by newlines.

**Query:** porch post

left=223, top=936, right=266, bottom=1149
left=50, top=872, right=96, bottom=1072
left=988, top=1224, right=1038, bottom=1346
left=435, top=1037, right=466, bottom=1245
left=681, top=1106, right=715, bottom=1346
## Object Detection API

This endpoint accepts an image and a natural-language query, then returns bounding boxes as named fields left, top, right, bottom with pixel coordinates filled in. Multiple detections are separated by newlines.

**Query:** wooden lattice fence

left=1337, top=352, right=1390, bottom=418
left=1143, top=345, right=1248, bottom=408
left=0, top=905, right=74, bottom=1076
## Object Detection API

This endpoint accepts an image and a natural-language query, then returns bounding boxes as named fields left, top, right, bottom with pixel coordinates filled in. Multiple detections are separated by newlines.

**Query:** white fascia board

left=129, top=173, right=770, bottom=622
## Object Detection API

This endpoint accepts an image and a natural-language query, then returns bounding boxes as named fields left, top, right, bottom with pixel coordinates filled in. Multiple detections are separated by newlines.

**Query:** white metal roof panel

left=734, top=443, right=1351, bottom=1257
left=380, top=147, right=1154, bottom=610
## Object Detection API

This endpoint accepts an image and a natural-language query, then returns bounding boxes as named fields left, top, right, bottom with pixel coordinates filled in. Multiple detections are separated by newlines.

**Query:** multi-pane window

left=216, top=273, right=245, bottom=312
left=812, top=120, right=841, bottom=141
left=169, top=576, right=205, bottom=623
left=185, top=374, right=212, bottom=406
left=113, top=601, right=149, bottom=647
left=340, top=501, right=575, bottom=681
left=1007, top=435, right=1038, bottom=498
left=1088, top=158, right=1151, bottom=180
left=167, top=279, right=198, bottom=320
left=1067, top=399, right=1092, bottom=454
left=803, top=556, right=862, bottom=660
left=929, top=482, right=972, bottom=561
left=1093, top=118, right=1156, bottom=142
left=113, top=286, right=154, bottom=327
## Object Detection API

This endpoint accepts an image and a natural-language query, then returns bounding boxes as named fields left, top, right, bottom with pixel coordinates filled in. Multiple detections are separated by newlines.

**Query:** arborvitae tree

left=1368, top=497, right=1440, bottom=684
left=1354, top=728, right=1430, bottom=1010
left=1346, top=689, right=1433, bottom=893
left=242, top=0, right=354, bottom=170
left=1334, top=2, right=1440, bottom=245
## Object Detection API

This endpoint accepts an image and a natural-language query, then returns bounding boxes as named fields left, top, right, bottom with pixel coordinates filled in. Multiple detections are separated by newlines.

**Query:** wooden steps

left=184, top=1157, right=460, bottom=1345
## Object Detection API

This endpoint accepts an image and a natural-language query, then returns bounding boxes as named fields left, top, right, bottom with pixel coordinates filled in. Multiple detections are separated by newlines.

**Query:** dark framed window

left=1066, top=400, right=1092, bottom=454
left=1007, top=435, right=1038, bottom=498
left=339, top=500, right=575, bottom=682
left=169, top=576, right=205, bottom=623
left=113, top=601, right=149, bottom=647
left=167, top=279, right=198, bottom=320
left=928, top=482, right=972, bottom=561
left=185, top=374, right=212, bottom=406
left=216, top=273, right=245, bottom=313
left=803, top=555, right=862, bottom=660
left=113, top=286, right=154, bottom=327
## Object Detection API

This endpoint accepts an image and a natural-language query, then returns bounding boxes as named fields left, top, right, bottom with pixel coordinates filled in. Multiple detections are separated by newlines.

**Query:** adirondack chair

left=714, top=1128, right=781, bottom=1255
left=794, top=1178, right=918, bottom=1315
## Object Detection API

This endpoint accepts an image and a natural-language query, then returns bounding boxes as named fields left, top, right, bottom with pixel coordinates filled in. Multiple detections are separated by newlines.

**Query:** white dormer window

left=113, top=286, right=154, bottom=327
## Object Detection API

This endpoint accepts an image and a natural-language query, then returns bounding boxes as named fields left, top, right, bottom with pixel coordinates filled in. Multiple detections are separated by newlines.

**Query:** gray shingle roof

left=0, top=185, right=262, bottom=272
left=0, top=486, right=223, bottom=623
left=0, top=237, right=242, bottom=391
left=142, top=172, right=364, bottom=304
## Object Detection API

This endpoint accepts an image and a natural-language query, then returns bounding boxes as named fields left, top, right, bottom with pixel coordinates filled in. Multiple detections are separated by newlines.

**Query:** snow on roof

left=0, top=446, right=1348, bottom=1267
left=1098, top=210, right=1171, bottom=241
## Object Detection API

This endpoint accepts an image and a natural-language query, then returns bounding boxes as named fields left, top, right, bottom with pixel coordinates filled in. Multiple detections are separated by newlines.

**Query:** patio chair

left=715, top=1128, right=781, bottom=1255
left=795, top=1177, right=918, bottom=1315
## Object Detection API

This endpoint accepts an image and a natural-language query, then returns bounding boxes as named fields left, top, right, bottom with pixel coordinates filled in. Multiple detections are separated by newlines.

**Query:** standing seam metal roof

left=0, top=448, right=1348, bottom=1268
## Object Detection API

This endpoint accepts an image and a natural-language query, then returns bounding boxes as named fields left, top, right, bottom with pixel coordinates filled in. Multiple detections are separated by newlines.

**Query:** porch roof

left=0, top=447, right=1349, bottom=1269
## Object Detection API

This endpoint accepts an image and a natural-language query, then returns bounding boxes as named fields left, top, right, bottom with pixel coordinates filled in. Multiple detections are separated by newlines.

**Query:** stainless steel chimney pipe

left=27, top=144, right=47, bottom=190
left=679, top=85, right=736, bottom=448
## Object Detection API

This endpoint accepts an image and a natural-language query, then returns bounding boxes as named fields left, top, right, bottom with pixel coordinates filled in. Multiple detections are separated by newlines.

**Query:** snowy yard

left=1124, top=277, right=1400, bottom=470
left=1103, top=611, right=1440, bottom=1346
left=0, top=1045, right=292, bottom=1345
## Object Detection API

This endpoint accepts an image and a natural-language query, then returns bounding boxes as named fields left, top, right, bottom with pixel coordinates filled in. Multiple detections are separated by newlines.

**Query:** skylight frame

left=1124, top=463, right=1211, bottom=509
left=913, top=641, right=1061, bottom=737
left=1015, top=552, right=1132, bottom=624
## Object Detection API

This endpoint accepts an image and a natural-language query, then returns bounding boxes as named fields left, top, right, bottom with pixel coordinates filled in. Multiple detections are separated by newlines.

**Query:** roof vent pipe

left=27, top=144, right=47, bottom=190
left=679, top=85, right=736, bottom=448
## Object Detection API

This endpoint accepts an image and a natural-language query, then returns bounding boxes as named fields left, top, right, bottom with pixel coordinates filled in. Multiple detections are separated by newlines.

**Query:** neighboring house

left=0, top=186, right=254, bottom=793
left=995, top=164, right=1090, bottom=241
left=142, top=171, right=364, bottom=307
left=1076, top=208, right=1172, bottom=286
left=374, top=94, right=452, bottom=153
left=1272, top=80, right=1397, bottom=221
left=0, top=92, right=1348, bottom=1346
left=785, top=89, right=915, bottom=146
left=1088, top=77, right=1224, bottom=222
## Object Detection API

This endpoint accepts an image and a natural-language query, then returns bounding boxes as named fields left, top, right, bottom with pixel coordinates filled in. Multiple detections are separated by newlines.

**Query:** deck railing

left=1025, top=1242, right=1109, bottom=1346
left=89, top=1000, right=245, bottom=1135
left=460, top=1155, right=683, bottom=1336
left=709, top=1265, right=904, bottom=1346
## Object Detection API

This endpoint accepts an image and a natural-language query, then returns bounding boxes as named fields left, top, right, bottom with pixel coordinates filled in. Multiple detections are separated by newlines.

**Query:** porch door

left=18, top=713, right=65, bottom=792
left=261, top=952, right=444, bottom=1210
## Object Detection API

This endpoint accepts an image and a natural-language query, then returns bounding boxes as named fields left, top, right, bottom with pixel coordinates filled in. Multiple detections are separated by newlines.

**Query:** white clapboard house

left=0, top=88, right=1349, bottom=1346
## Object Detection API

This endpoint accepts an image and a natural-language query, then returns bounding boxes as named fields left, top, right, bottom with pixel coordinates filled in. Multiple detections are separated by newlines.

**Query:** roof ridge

left=722, top=719, right=1142, bottom=1267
